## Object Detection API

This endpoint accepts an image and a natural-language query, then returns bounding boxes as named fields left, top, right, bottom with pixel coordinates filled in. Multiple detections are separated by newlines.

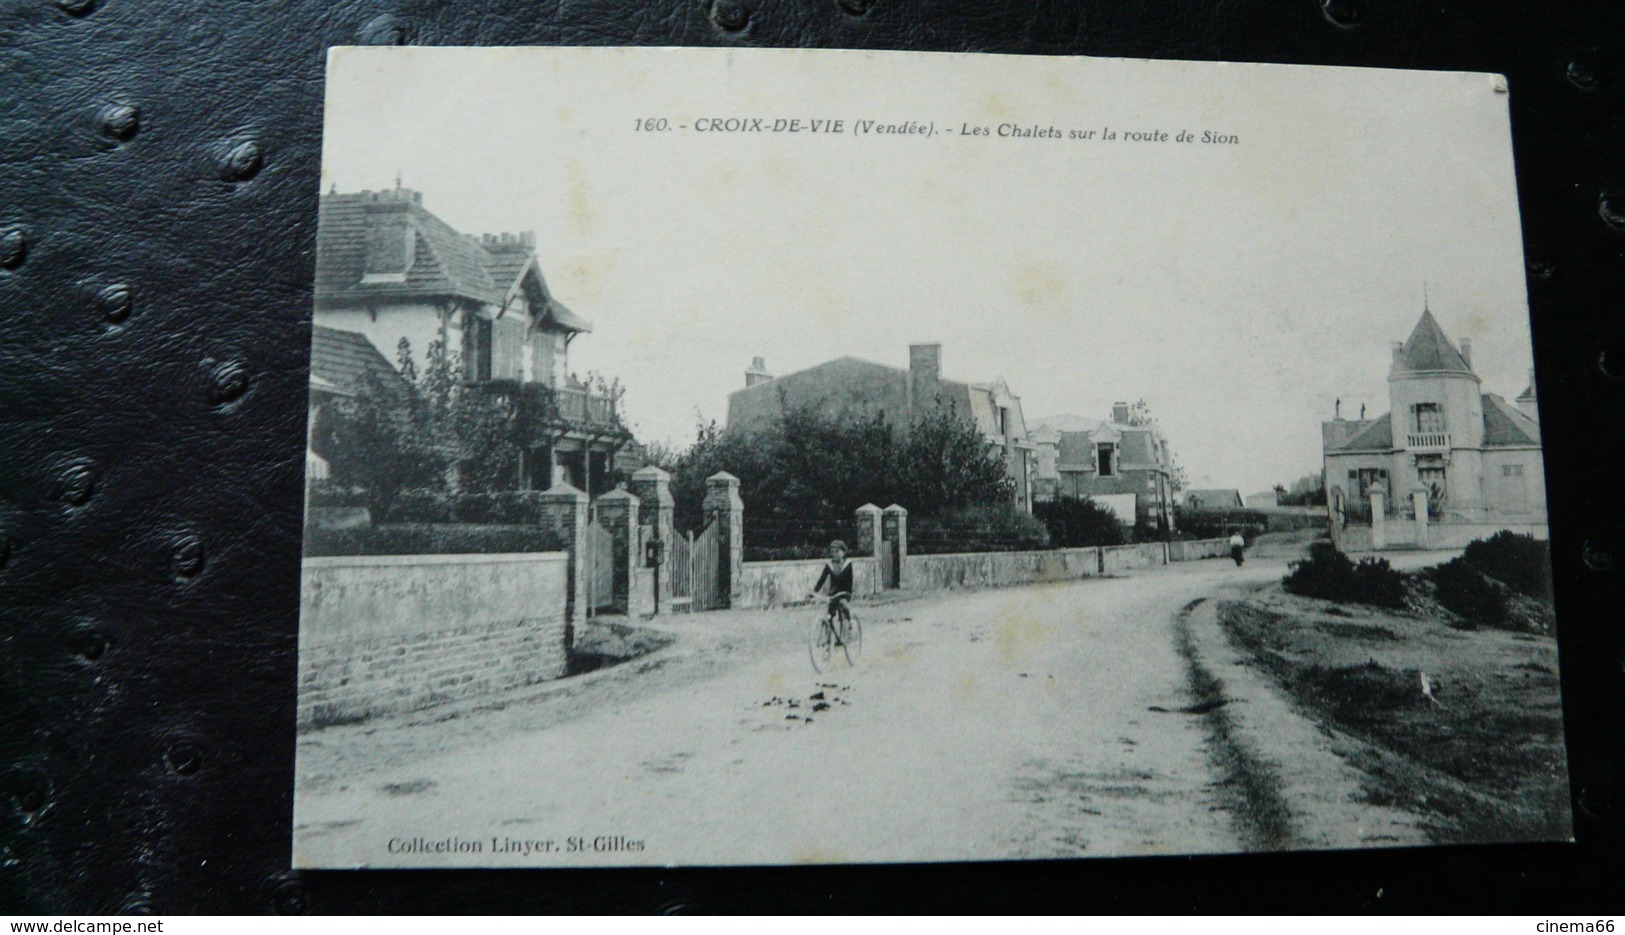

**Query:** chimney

left=519, top=231, right=535, bottom=249
left=909, top=343, right=941, bottom=407
left=1459, top=337, right=1473, bottom=369
left=745, top=356, right=773, bottom=388
left=1111, top=401, right=1130, bottom=425
left=1518, top=366, right=1539, bottom=423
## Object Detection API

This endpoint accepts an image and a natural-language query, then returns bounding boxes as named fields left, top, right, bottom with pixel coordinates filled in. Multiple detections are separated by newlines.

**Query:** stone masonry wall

left=902, top=548, right=1102, bottom=591
left=298, top=552, right=568, bottom=729
left=735, top=557, right=878, bottom=610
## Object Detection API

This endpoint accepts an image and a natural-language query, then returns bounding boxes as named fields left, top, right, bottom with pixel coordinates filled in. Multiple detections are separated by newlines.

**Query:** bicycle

left=808, top=591, right=862, bottom=673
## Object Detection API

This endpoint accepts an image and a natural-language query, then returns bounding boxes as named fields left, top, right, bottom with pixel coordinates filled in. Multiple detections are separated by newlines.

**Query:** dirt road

left=292, top=552, right=1437, bottom=868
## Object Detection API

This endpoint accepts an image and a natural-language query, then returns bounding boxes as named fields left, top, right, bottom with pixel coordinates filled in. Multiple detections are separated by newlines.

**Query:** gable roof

left=1483, top=393, right=1541, bottom=446
left=310, top=325, right=410, bottom=397
left=1185, top=488, right=1244, bottom=507
left=1394, top=308, right=1474, bottom=375
left=1330, top=412, right=1394, bottom=451
left=315, top=189, right=592, bottom=333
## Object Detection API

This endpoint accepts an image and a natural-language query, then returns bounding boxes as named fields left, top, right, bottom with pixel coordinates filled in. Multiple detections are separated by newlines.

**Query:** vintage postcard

left=294, top=47, right=1568, bottom=868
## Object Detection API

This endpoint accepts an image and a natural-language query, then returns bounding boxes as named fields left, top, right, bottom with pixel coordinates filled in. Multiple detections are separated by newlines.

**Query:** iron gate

left=668, top=520, right=723, bottom=612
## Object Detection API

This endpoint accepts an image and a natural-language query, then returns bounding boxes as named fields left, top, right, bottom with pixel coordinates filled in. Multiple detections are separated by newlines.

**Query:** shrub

left=452, top=490, right=554, bottom=526
left=1033, top=496, right=1127, bottom=548
left=1284, top=542, right=1408, bottom=608
left=910, top=503, right=1051, bottom=554
left=1176, top=507, right=1268, bottom=544
left=1461, top=531, right=1552, bottom=602
left=304, top=523, right=567, bottom=558
left=390, top=488, right=457, bottom=523
left=307, top=480, right=367, bottom=510
left=1428, top=557, right=1510, bottom=626
left=1352, top=556, right=1409, bottom=609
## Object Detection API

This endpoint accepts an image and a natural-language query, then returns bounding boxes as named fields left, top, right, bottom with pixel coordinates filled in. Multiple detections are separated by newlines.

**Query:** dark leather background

left=2, top=0, right=1623, bottom=914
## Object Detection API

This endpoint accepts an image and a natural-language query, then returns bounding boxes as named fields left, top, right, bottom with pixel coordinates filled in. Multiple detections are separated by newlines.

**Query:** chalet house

left=1029, top=407, right=1177, bottom=530
left=312, top=186, right=633, bottom=494
left=1321, top=307, right=1545, bottom=529
left=726, top=344, right=1037, bottom=511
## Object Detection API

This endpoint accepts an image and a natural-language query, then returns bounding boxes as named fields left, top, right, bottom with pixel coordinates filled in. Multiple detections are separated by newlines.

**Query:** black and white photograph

left=292, top=46, right=1568, bottom=868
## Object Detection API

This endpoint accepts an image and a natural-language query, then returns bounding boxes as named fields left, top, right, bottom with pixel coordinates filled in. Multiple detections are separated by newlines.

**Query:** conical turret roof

left=1393, top=308, right=1473, bottom=375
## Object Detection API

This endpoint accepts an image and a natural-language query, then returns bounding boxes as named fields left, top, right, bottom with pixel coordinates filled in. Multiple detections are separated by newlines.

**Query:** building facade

left=312, top=186, right=634, bottom=494
left=726, top=344, right=1036, bottom=511
left=1030, top=406, right=1177, bottom=530
left=1321, top=307, right=1545, bottom=528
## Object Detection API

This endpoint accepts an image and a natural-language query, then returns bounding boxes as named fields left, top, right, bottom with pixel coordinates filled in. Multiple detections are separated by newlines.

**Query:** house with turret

left=1321, top=307, right=1546, bottom=541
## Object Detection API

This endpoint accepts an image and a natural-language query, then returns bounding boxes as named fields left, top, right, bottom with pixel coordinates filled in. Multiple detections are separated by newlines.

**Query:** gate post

left=882, top=503, right=908, bottom=589
left=595, top=488, right=639, bottom=614
left=1411, top=485, right=1430, bottom=550
left=855, top=503, right=882, bottom=593
left=703, top=472, right=744, bottom=608
left=540, top=482, right=589, bottom=644
left=1368, top=482, right=1387, bottom=551
left=630, top=465, right=674, bottom=615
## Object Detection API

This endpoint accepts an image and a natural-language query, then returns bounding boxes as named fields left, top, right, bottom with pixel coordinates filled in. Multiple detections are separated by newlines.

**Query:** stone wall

left=901, top=548, right=1102, bottom=591
left=1100, top=542, right=1168, bottom=573
left=298, top=552, right=569, bottom=729
left=734, top=557, right=878, bottom=610
left=1166, top=538, right=1233, bottom=562
left=1336, top=522, right=1549, bottom=553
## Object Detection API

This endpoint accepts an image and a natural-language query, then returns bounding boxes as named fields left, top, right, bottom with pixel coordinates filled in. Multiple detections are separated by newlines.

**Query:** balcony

left=554, top=385, right=618, bottom=428
left=463, top=379, right=627, bottom=443
left=1405, top=432, right=1451, bottom=452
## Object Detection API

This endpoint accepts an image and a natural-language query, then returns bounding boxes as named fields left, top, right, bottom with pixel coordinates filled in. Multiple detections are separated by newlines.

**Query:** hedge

left=304, top=523, right=567, bottom=557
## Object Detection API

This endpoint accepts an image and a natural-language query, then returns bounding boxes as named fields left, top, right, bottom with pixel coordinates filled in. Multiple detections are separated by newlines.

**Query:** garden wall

left=1101, top=542, right=1168, bottom=572
left=1167, top=538, right=1233, bottom=562
left=1337, top=522, right=1549, bottom=553
left=734, top=557, right=879, bottom=610
left=298, top=551, right=569, bottom=729
left=901, top=548, right=1102, bottom=591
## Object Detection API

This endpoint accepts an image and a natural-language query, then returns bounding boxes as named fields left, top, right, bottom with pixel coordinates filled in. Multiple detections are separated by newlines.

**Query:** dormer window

left=1097, top=443, right=1116, bottom=477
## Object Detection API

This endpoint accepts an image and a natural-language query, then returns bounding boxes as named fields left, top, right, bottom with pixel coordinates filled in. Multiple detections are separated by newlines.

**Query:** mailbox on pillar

left=644, top=536, right=664, bottom=568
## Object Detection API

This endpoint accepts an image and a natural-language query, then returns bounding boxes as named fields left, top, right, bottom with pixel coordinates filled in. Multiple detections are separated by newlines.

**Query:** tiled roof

left=1483, top=393, right=1541, bottom=446
left=314, top=190, right=592, bottom=333
left=1394, top=309, right=1473, bottom=374
left=1333, top=412, right=1394, bottom=450
left=310, top=325, right=409, bottom=396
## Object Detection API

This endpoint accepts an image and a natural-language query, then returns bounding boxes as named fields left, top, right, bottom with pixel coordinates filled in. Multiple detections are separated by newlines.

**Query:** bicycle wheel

left=841, top=612, right=863, bottom=665
left=808, top=615, right=834, bottom=673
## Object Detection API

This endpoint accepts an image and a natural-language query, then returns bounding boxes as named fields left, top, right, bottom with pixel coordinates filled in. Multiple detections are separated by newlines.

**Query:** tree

left=321, top=369, right=444, bottom=524
left=1033, top=496, right=1127, bottom=547
left=662, top=397, right=1013, bottom=534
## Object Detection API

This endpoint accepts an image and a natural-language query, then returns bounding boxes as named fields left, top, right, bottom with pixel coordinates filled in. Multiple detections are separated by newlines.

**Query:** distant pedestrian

left=1229, top=530, right=1245, bottom=567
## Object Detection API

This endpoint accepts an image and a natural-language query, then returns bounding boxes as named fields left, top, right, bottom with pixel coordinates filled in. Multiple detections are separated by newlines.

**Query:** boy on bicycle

left=811, top=539, right=855, bottom=624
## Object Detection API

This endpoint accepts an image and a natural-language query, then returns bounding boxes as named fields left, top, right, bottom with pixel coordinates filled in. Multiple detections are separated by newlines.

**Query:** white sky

left=322, top=47, right=1534, bottom=495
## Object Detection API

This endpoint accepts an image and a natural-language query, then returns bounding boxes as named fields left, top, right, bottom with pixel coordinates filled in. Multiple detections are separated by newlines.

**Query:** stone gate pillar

left=1411, top=486, right=1431, bottom=551
left=594, top=488, right=639, bottom=614
left=540, top=482, right=589, bottom=643
left=630, top=465, right=674, bottom=615
left=855, top=503, right=883, bottom=596
left=1368, top=482, right=1387, bottom=551
left=703, top=472, right=744, bottom=608
left=882, top=503, right=908, bottom=589
left=854, top=503, right=882, bottom=556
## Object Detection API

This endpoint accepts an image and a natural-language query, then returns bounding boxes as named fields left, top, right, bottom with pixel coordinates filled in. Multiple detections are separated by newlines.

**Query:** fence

left=743, top=515, right=864, bottom=562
